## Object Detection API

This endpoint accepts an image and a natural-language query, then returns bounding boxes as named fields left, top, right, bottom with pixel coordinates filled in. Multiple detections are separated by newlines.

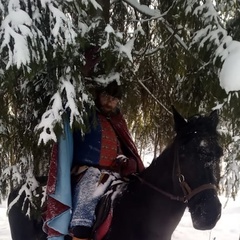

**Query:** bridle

left=137, top=136, right=218, bottom=203
left=137, top=175, right=217, bottom=204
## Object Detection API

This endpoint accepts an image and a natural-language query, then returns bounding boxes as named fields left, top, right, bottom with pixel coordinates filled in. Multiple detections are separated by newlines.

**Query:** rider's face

left=99, top=92, right=119, bottom=113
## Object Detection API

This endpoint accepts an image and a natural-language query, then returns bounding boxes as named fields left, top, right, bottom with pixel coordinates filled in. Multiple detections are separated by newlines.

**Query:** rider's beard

left=101, top=105, right=115, bottom=114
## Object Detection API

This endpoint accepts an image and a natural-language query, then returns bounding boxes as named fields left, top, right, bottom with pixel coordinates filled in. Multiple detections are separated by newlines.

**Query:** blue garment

left=72, top=115, right=102, bottom=166
left=45, top=119, right=73, bottom=240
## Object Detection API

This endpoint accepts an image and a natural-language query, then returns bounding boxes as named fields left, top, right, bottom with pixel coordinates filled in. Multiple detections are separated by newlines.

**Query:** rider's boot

left=72, top=237, right=90, bottom=240
left=71, top=226, right=92, bottom=240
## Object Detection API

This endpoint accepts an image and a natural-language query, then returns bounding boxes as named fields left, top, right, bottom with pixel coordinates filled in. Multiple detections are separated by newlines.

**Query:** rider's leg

left=70, top=168, right=101, bottom=240
left=70, top=168, right=116, bottom=240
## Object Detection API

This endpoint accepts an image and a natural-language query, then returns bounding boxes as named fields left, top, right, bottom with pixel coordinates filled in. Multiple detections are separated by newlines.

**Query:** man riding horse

left=43, top=80, right=145, bottom=240
left=9, top=105, right=223, bottom=240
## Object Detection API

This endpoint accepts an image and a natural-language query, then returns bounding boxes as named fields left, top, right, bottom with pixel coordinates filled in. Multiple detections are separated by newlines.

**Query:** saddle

left=92, top=177, right=126, bottom=240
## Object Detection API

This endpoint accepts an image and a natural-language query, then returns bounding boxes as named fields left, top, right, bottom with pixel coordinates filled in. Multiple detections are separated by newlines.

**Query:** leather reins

left=137, top=137, right=218, bottom=203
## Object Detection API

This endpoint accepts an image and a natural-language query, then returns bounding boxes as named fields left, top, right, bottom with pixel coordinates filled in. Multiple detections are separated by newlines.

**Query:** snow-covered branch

left=7, top=171, right=45, bottom=218
left=0, top=0, right=78, bottom=69
left=122, top=0, right=161, bottom=18
left=36, top=66, right=94, bottom=144
left=0, top=8, right=32, bottom=68
left=185, top=0, right=240, bottom=93
left=190, top=0, right=228, bottom=55
left=101, top=24, right=135, bottom=62
left=220, top=142, right=240, bottom=198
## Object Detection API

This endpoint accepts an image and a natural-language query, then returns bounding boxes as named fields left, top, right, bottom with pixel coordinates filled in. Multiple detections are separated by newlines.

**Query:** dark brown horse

left=101, top=108, right=222, bottom=240
left=8, top=108, right=223, bottom=240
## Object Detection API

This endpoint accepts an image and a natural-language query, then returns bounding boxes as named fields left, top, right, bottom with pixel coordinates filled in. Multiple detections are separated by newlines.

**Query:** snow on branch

left=60, top=70, right=82, bottom=127
left=36, top=91, right=63, bottom=144
left=7, top=171, right=44, bottom=218
left=122, top=0, right=161, bottom=18
left=186, top=0, right=240, bottom=93
left=0, top=2, right=3, bottom=9
left=220, top=143, right=240, bottom=198
left=190, top=0, right=228, bottom=55
left=189, top=0, right=240, bottom=68
left=0, top=0, right=77, bottom=69
left=81, top=0, right=102, bottom=10
left=0, top=156, right=35, bottom=202
left=101, top=24, right=135, bottom=62
left=36, top=67, right=93, bottom=144
left=0, top=8, right=32, bottom=68
left=1, top=165, right=22, bottom=186
left=94, top=72, right=121, bottom=86
left=219, top=40, right=240, bottom=93
left=47, top=1, right=77, bottom=47
left=116, top=38, right=135, bottom=62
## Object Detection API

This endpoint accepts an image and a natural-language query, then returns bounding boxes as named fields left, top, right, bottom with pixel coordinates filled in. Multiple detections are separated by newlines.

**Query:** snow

left=94, top=72, right=121, bottom=86
left=219, top=41, right=240, bottom=93
left=1, top=9, right=32, bottom=68
left=123, top=0, right=161, bottom=17
left=0, top=201, right=10, bottom=240
left=0, top=196, right=239, bottom=239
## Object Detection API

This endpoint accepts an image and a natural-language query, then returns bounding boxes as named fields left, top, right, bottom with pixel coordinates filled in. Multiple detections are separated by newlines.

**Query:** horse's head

left=172, top=107, right=223, bottom=230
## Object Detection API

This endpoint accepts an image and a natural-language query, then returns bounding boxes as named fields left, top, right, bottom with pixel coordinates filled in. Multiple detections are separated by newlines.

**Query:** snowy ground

left=172, top=196, right=240, bottom=240
left=0, top=200, right=10, bottom=240
left=0, top=195, right=239, bottom=240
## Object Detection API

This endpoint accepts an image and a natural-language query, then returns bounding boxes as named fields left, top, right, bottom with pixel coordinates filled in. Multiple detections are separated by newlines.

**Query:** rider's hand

left=116, top=155, right=128, bottom=164
left=115, top=155, right=137, bottom=177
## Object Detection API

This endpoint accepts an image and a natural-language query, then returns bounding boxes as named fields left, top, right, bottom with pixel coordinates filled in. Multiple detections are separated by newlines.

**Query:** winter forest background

left=0, top=0, right=240, bottom=209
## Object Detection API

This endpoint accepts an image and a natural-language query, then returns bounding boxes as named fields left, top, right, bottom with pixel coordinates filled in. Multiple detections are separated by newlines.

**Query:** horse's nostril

left=195, top=205, right=205, bottom=217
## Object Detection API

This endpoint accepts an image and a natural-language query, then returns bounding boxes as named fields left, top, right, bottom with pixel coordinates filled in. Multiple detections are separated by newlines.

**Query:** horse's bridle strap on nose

left=136, top=175, right=217, bottom=203
left=179, top=180, right=218, bottom=202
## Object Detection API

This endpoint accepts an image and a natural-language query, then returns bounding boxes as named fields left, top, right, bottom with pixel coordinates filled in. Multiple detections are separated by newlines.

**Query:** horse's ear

left=171, top=106, right=187, bottom=132
left=209, top=110, right=219, bottom=128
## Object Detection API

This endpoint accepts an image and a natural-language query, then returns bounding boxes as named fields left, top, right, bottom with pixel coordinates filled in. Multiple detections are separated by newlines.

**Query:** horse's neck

left=141, top=146, right=176, bottom=192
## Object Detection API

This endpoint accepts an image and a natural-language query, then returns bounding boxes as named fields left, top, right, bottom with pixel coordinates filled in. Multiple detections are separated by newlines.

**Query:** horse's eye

left=198, top=146, right=210, bottom=155
left=199, top=140, right=208, bottom=147
left=204, top=161, right=214, bottom=168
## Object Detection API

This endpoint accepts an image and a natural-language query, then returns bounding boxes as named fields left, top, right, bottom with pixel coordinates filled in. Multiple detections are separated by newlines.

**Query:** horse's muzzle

left=189, top=192, right=222, bottom=230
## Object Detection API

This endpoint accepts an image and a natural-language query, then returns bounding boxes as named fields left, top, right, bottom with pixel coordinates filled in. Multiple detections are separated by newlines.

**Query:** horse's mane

left=147, top=113, right=220, bottom=170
